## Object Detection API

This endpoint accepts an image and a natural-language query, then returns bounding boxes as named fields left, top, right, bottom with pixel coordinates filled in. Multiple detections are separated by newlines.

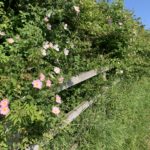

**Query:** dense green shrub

left=0, top=0, right=149, bottom=149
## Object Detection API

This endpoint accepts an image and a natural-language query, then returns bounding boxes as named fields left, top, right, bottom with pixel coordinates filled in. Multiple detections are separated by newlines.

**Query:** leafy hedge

left=0, top=0, right=149, bottom=149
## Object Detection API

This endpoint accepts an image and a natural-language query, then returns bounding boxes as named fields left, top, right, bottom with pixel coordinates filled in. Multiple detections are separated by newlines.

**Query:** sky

left=125, top=0, right=150, bottom=29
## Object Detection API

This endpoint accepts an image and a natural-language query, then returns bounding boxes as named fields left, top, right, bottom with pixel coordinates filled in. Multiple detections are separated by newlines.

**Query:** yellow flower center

left=2, top=107, right=8, bottom=112
left=34, top=82, right=39, bottom=88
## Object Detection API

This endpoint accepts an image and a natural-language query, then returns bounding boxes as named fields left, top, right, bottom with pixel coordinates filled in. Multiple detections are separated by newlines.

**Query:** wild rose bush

left=0, top=0, right=149, bottom=149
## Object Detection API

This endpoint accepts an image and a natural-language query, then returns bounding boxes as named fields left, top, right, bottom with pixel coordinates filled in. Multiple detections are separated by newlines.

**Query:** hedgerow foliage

left=0, top=0, right=149, bottom=149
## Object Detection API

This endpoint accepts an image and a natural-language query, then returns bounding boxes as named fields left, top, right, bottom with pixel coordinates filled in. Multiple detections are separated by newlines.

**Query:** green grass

left=45, top=76, right=150, bottom=150
left=76, top=77, right=150, bottom=150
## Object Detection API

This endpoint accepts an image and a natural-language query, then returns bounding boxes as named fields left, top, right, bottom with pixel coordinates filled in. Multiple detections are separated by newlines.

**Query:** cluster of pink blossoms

left=32, top=73, right=52, bottom=89
left=32, top=72, right=64, bottom=116
left=32, top=69, right=63, bottom=89
left=0, top=99, right=10, bottom=116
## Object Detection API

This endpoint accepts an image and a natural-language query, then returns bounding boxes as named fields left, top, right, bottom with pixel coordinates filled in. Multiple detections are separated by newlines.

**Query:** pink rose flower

left=55, top=95, right=62, bottom=104
left=7, top=38, right=14, bottom=44
left=0, top=107, right=10, bottom=115
left=49, top=42, right=54, bottom=49
left=41, top=48, right=47, bottom=56
left=46, top=80, right=52, bottom=87
left=43, top=41, right=50, bottom=49
left=32, top=79, right=43, bottom=89
left=53, top=44, right=59, bottom=51
left=44, top=16, right=49, bottom=22
left=0, top=31, right=6, bottom=36
left=47, top=23, right=52, bottom=30
left=39, top=73, right=45, bottom=81
left=58, top=76, right=64, bottom=84
left=64, top=24, right=68, bottom=30
left=64, top=48, right=69, bottom=56
left=52, top=106, right=60, bottom=115
left=74, top=6, right=80, bottom=14
left=54, top=67, right=61, bottom=74
left=118, top=22, right=123, bottom=26
left=0, top=99, right=9, bottom=108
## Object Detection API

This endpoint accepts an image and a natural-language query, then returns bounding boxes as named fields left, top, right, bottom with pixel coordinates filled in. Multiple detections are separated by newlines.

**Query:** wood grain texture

left=57, top=67, right=109, bottom=92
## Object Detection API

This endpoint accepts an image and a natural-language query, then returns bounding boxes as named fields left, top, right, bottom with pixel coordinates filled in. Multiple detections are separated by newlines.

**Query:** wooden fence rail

left=57, top=67, right=109, bottom=92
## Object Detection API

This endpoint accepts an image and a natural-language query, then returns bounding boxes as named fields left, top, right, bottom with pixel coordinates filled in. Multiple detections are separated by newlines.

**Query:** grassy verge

left=77, top=76, right=150, bottom=150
